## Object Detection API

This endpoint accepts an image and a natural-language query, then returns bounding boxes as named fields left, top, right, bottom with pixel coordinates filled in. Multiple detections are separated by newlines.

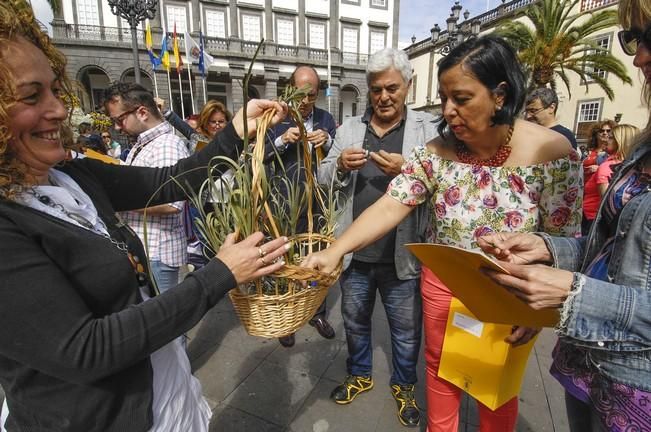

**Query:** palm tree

left=44, top=0, right=61, bottom=15
left=494, top=0, right=631, bottom=100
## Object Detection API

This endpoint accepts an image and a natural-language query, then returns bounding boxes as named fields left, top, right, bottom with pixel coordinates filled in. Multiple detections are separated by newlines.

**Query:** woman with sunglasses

left=582, top=119, right=617, bottom=234
left=478, top=0, right=651, bottom=430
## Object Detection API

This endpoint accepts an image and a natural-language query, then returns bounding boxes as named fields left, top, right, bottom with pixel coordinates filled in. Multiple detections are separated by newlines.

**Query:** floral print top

left=387, top=147, right=583, bottom=249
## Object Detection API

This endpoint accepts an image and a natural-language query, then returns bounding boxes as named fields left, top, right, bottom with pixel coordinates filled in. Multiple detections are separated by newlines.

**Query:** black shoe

left=391, top=384, right=420, bottom=427
left=309, top=317, right=335, bottom=339
left=278, top=333, right=295, bottom=347
left=330, top=375, right=374, bottom=404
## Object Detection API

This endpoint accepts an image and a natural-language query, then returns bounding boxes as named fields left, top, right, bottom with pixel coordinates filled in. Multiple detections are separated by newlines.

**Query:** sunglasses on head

left=618, top=23, right=651, bottom=56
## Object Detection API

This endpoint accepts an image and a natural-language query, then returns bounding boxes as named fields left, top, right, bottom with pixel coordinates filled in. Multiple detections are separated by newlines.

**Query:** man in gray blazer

left=318, top=48, right=438, bottom=428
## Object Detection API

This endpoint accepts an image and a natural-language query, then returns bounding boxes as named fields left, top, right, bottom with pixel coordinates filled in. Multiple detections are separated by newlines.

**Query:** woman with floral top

left=478, top=1, right=651, bottom=430
left=304, top=35, right=581, bottom=431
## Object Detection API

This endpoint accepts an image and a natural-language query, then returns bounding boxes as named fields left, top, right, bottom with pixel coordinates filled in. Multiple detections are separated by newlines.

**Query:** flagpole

left=186, top=66, right=195, bottom=114
left=152, top=71, right=159, bottom=98
left=326, top=23, right=332, bottom=114
left=166, top=70, right=173, bottom=115
left=202, top=77, right=207, bottom=106
left=177, top=71, right=185, bottom=119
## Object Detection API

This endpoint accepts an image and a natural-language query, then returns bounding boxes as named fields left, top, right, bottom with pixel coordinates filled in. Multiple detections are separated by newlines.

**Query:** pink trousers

left=421, top=267, right=518, bottom=432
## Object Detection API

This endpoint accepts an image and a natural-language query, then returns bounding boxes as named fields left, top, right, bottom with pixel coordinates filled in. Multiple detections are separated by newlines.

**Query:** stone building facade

left=51, top=0, right=401, bottom=124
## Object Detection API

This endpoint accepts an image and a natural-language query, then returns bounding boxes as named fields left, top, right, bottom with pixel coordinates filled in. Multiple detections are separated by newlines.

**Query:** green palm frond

left=495, top=0, right=631, bottom=98
left=45, top=0, right=61, bottom=14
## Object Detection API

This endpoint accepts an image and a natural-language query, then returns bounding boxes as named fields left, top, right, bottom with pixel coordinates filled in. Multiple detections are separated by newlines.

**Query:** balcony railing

left=581, top=0, right=617, bottom=12
left=54, top=23, right=145, bottom=43
left=52, top=22, right=369, bottom=66
left=405, top=0, right=538, bottom=55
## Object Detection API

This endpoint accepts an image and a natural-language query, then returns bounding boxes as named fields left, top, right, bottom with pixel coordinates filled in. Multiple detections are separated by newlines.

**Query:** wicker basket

left=229, top=233, right=342, bottom=338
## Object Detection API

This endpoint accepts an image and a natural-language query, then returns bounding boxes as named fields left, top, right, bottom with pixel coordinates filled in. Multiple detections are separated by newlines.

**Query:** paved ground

left=188, top=285, right=571, bottom=432
left=0, top=284, right=571, bottom=432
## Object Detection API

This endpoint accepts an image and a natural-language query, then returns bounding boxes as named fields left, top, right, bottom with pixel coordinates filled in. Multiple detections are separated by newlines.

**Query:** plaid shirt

left=122, top=121, right=190, bottom=266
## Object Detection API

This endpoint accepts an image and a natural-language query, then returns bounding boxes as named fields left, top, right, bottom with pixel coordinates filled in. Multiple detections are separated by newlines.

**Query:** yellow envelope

left=407, top=243, right=559, bottom=327
left=438, top=298, right=536, bottom=410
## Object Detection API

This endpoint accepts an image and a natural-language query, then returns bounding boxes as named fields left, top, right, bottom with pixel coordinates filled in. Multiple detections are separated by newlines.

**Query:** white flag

left=184, top=31, right=215, bottom=70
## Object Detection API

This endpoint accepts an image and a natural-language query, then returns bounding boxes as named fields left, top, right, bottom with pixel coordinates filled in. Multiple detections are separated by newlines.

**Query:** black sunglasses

left=618, top=24, right=651, bottom=56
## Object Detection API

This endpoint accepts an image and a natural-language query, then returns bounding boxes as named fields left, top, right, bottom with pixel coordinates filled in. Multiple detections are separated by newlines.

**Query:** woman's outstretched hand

left=231, top=99, right=288, bottom=139
left=216, top=232, right=290, bottom=285
left=477, top=232, right=552, bottom=265
left=301, top=249, right=341, bottom=275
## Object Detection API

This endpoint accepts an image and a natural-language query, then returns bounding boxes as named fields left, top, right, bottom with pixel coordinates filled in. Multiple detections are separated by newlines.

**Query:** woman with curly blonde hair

left=0, top=2, right=289, bottom=431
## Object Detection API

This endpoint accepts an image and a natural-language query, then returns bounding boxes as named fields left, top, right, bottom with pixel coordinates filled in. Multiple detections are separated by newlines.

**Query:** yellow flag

left=145, top=20, right=153, bottom=51
left=161, top=32, right=170, bottom=71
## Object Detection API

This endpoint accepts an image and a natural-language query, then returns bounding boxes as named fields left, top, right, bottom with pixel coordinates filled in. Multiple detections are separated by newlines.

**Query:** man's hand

left=136, top=204, right=181, bottom=215
left=307, top=129, right=329, bottom=148
left=369, top=150, right=404, bottom=177
left=281, top=127, right=301, bottom=145
left=154, top=97, right=165, bottom=114
left=337, top=148, right=368, bottom=173
left=232, top=99, right=288, bottom=139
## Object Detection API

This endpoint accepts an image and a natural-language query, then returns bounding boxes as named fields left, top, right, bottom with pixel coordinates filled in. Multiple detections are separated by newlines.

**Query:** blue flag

left=199, top=31, right=206, bottom=78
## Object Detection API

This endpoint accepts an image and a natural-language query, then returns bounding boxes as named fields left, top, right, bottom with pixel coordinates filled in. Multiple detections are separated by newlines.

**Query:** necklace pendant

left=37, top=195, right=52, bottom=205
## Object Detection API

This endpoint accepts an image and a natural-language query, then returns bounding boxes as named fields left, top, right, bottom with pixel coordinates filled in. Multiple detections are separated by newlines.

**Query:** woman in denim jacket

left=479, top=1, right=651, bottom=429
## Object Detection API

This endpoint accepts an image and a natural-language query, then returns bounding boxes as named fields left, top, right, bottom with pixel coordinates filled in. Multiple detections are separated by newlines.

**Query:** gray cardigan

left=318, top=108, right=439, bottom=280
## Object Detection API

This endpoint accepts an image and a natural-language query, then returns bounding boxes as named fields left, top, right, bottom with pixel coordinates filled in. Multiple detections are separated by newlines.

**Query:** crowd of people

left=0, top=0, right=650, bottom=431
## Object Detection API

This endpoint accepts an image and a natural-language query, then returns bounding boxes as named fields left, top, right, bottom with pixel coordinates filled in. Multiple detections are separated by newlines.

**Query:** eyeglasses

left=618, top=24, right=651, bottom=56
left=110, top=107, right=140, bottom=126
left=303, top=92, right=318, bottom=102
left=599, top=128, right=612, bottom=135
left=101, top=134, right=111, bottom=139
left=524, top=106, right=546, bottom=116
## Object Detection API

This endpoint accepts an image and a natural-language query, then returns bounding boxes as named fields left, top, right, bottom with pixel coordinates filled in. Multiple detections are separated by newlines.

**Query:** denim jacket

left=540, top=140, right=651, bottom=390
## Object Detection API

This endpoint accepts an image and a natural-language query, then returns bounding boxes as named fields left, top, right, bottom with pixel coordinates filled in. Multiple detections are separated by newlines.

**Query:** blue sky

left=398, top=0, right=497, bottom=47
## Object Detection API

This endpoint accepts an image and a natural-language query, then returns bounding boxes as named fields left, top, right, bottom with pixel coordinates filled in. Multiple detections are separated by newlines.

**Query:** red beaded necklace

left=455, top=124, right=515, bottom=167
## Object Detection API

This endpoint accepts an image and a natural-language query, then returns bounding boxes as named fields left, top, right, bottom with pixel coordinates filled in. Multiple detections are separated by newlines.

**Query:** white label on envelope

left=452, top=312, right=484, bottom=338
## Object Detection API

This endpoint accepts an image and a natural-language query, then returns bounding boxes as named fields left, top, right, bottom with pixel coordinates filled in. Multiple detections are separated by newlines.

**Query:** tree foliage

left=495, top=0, right=631, bottom=100
left=45, top=0, right=61, bottom=15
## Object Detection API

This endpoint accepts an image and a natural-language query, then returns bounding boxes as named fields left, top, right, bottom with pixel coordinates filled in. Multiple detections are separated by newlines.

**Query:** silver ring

left=258, top=247, right=266, bottom=258
left=260, top=256, right=268, bottom=265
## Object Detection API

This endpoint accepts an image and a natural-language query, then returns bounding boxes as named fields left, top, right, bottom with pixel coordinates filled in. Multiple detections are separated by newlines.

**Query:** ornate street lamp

left=426, top=1, right=482, bottom=106
left=107, top=0, right=158, bottom=84
left=429, top=6, right=480, bottom=56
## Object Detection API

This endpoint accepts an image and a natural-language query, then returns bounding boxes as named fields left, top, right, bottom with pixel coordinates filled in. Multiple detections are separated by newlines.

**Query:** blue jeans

left=150, top=260, right=180, bottom=294
left=340, top=260, right=422, bottom=385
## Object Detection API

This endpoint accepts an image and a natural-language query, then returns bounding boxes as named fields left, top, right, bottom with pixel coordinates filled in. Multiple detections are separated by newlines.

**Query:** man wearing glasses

left=104, top=82, right=190, bottom=294
left=267, top=65, right=338, bottom=348
left=524, top=87, right=578, bottom=151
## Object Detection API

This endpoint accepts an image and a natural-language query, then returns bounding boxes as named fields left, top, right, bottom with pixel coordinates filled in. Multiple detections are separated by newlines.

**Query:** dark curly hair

left=0, top=0, right=75, bottom=199
left=436, top=35, right=526, bottom=139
